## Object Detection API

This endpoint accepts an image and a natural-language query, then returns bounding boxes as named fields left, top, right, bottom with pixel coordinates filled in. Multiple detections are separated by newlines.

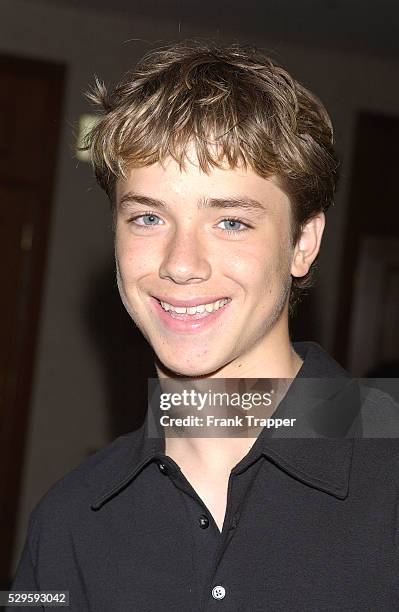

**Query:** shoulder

left=358, top=383, right=399, bottom=437
left=27, top=430, right=142, bottom=538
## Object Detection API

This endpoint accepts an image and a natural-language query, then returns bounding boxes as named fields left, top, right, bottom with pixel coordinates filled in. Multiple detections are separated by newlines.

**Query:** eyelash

left=127, top=212, right=251, bottom=234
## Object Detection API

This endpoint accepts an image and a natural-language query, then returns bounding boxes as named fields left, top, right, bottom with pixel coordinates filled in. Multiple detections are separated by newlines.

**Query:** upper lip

left=153, top=296, right=230, bottom=308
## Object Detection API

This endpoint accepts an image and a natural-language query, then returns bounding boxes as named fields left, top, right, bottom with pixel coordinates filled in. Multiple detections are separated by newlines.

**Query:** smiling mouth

left=154, top=297, right=231, bottom=320
left=157, top=297, right=230, bottom=314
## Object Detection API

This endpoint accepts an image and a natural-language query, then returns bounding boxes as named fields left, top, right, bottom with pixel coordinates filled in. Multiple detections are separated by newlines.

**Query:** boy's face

left=115, top=157, right=296, bottom=377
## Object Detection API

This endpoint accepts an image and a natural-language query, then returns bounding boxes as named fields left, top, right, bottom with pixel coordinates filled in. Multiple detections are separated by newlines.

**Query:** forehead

left=116, top=157, right=290, bottom=215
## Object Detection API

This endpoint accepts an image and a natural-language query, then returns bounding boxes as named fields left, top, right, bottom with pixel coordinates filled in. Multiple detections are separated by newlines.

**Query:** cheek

left=225, top=238, right=291, bottom=312
left=116, top=235, right=158, bottom=280
left=226, top=240, right=281, bottom=283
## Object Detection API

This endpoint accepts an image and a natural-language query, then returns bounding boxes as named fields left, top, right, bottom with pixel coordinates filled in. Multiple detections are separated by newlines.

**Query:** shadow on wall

left=289, top=289, right=323, bottom=345
left=84, top=258, right=157, bottom=440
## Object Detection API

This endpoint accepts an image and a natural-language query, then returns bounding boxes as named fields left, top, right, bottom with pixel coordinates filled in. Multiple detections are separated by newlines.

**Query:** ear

left=290, top=212, right=325, bottom=278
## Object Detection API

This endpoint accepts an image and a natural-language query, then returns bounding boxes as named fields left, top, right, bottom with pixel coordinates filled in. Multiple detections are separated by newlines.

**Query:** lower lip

left=151, top=297, right=231, bottom=333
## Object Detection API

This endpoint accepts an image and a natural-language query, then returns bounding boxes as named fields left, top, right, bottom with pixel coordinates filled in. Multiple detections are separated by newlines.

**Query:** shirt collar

left=91, top=342, right=359, bottom=510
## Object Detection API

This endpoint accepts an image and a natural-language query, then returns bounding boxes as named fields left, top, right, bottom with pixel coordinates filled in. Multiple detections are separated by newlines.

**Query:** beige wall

left=1, top=0, right=399, bottom=574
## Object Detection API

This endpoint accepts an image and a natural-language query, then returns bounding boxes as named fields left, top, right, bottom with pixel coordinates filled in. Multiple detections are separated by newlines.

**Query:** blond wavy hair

left=83, top=40, right=339, bottom=314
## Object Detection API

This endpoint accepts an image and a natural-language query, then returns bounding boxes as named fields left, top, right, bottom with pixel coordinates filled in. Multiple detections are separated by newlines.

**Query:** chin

left=156, top=354, right=225, bottom=378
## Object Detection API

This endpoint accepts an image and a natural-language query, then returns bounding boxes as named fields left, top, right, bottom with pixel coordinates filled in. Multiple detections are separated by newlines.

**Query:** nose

left=159, top=226, right=211, bottom=284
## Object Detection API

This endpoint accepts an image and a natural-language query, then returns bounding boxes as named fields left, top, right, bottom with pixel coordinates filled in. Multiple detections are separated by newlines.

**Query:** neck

left=157, top=320, right=303, bottom=474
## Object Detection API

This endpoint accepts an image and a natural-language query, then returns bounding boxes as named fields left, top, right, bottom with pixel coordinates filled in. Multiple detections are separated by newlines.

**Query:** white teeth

left=159, top=298, right=229, bottom=314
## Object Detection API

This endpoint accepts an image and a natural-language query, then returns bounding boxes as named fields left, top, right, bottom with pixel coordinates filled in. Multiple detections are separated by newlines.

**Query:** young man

left=9, top=41, right=399, bottom=610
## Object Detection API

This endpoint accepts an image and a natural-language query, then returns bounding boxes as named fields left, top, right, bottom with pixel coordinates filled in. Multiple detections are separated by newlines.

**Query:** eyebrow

left=118, top=192, right=269, bottom=215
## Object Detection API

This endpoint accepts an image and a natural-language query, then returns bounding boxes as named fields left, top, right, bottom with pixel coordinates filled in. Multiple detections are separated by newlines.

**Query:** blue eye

left=131, top=213, right=164, bottom=226
left=219, top=218, right=248, bottom=232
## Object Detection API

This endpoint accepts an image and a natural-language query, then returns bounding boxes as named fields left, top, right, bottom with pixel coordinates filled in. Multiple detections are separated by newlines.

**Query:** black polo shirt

left=8, top=342, right=399, bottom=611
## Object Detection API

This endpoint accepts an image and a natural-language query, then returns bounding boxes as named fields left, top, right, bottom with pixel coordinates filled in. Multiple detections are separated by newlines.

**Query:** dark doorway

left=0, top=55, right=65, bottom=585
left=334, top=111, right=399, bottom=376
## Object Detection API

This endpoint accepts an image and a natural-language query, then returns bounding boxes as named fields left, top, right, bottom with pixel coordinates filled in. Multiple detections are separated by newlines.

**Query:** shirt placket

left=200, top=458, right=264, bottom=611
left=156, top=452, right=264, bottom=610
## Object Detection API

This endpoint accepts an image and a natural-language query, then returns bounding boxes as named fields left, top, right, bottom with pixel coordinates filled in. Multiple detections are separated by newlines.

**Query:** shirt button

left=212, top=585, right=226, bottom=600
left=198, top=514, right=210, bottom=529
left=158, top=462, right=168, bottom=475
